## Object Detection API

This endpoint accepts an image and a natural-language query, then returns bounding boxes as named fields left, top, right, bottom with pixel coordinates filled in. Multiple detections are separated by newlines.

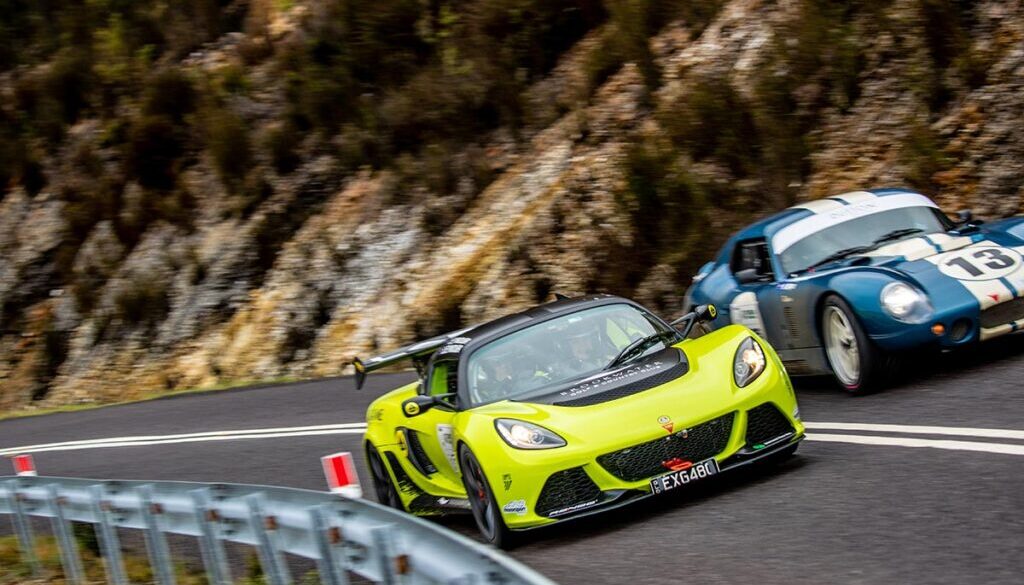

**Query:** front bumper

left=511, top=430, right=804, bottom=531
left=493, top=368, right=803, bottom=531
left=870, top=296, right=1024, bottom=350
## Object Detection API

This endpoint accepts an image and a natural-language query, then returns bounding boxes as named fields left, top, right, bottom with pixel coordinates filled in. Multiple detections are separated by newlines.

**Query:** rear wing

left=349, top=326, right=473, bottom=390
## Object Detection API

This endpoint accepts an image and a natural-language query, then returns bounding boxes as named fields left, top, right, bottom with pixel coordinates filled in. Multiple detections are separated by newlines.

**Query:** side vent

left=783, top=305, right=801, bottom=340
left=404, top=429, right=438, bottom=476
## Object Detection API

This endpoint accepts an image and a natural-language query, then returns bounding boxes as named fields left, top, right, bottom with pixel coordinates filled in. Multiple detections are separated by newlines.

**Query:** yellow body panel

left=363, top=325, right=803, bottom=529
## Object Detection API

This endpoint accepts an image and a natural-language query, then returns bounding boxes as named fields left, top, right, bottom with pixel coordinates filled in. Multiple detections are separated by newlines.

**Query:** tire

left=458, top=445, right=516, bottom=549
left=366, top=443, right=404, bottom=510
left=820, top=295, right=888, bottom=394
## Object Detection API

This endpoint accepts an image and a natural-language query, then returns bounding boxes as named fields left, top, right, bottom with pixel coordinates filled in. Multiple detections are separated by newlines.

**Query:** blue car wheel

left=821, top=295, right=889, bottom=393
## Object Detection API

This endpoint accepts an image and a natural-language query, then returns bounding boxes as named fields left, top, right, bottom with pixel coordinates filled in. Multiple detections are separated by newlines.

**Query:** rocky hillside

left=1, top=0, right=1022, bottom=411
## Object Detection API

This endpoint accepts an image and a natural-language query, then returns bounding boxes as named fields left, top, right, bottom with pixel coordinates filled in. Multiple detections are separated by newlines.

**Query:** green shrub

left=114, top=276, right=170, bottom=327
left=208, top=110, right=253, bottom=189
left=617, top=133, right=708, bottom=283
left=45, top=50, right=94, bottom=125
left=126, top=115, right=185, bottom=190
left=660, top=76, right=760, bottom=176
left=143, top=68, right=198, bottom=122
left=265, top=122, right=301, bottom=174
left=901, top=122, right=950, bottom=191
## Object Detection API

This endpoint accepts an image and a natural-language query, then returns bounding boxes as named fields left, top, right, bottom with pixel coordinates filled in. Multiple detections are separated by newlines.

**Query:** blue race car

left=683, top=188, right=1024, bottom=393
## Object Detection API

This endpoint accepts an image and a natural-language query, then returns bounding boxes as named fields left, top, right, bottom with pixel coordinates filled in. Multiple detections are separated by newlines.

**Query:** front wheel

left=366, top=443, right=404, bottom=510
left=459, top=446, right=516, bottom=548
left=820, top=295, right=888, bottom=394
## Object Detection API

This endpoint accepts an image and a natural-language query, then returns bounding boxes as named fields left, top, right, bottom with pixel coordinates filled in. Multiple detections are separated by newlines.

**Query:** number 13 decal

left=938, top=246, right=1021, bottom=281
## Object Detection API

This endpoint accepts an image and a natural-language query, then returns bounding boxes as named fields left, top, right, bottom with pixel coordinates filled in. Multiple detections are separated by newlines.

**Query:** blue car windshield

left=777, top=206, right=951, bottom=275
left=466, top=304, right=671, bottom=405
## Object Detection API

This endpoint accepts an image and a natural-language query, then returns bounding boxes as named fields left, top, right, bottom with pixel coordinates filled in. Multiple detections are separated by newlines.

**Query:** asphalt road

left=2, top=336, right=1023, bottom=584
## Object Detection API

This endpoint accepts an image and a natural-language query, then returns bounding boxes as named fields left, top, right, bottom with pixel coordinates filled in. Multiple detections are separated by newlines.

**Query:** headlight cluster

left=880, top=282, right=933, bottom=323
left=733, top=337, right=767, bottom=388
left=495, top=419, right=566, bottom=450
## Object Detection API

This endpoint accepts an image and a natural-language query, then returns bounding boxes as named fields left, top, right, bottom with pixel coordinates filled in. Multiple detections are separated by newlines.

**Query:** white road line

left=5, top=421, right=1024, bottom=457
left=806, top=433, right=1024, bottom=456
left=0, top=424, right=369, bottom=456
left=804, top=422, right=1024, bottom=440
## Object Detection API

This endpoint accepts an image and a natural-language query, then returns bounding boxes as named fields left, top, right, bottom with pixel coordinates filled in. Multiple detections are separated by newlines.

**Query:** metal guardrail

left=0, top=476, right=556, bottom=585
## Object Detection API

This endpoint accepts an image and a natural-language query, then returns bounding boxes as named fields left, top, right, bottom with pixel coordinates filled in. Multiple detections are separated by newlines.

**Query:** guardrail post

left=370, top=525, right=407, bottom=585
left=190, top=488, right=231, bottom=585
left=245, top=493, right=293, bottom=585
left=47, top=484, right=85, bottom=585
left=138, top=485, right=176, bottom=585
left=309, top=505, right=350, bottom=585
left=4, top=480, right=42, bottom=577
left=90, top=484, right=128, bottom=585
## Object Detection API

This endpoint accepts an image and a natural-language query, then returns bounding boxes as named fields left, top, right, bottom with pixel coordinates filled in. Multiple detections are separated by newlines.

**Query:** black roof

left=351, top=293, right=637, bottom=386
left=457, top=293, right=623, bottom=345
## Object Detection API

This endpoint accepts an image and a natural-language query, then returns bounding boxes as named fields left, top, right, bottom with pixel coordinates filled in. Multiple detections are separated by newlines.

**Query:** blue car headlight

left=880, top=282, right=933, bottom=323
left=733, top=337, right=766, bottom=388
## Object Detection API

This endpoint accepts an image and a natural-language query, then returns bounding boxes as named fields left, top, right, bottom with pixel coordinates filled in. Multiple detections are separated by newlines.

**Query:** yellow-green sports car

left=352, top=294, right=804, bottom=547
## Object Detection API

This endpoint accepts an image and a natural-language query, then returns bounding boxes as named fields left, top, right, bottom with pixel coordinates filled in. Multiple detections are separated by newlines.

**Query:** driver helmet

left=475, top=343, right=533, bottom=401
left=563, top=318, right=603, bottom=363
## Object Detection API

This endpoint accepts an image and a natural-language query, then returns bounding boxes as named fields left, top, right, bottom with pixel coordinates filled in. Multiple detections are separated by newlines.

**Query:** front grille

left=745, top=403, right=795, bottom=446
left=552, top=361, right=689, bottom=407
left=980, top=297, right=1024, bottom=329
left=535, top=467, right=602, bottom=517
left=596, top=413, right=734, bottom=482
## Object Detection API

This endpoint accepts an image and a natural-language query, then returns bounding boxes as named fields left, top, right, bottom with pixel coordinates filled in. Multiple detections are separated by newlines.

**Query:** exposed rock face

left=2, top=0, right=1023, bottom=410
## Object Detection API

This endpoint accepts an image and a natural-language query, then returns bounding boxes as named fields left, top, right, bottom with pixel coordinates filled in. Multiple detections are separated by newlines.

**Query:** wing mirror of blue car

left=401, top=394, right=456, bottom=417
left=956, top=209, right=984, bottom=227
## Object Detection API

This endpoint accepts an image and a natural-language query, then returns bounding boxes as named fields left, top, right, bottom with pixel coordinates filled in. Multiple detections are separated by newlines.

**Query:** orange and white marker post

left=11, top=454, right=36, bottom=476
left=321, top=452, right=362, bottom=498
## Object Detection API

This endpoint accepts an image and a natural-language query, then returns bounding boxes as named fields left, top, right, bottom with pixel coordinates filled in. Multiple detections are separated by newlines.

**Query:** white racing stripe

left=804, top=421, right=1024, bottom=440
left=828, top=191, right=877, bottom=205
left=807, top=433, right=1024, bottom=456
left=774, top=192, right=938, bottom=253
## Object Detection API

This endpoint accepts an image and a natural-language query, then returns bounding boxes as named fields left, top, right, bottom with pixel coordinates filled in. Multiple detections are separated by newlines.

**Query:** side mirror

left=402, top=395, right=436, bottom=417
left=956, top=209, right=984, bottom=226
left=735, top=268, right=763, bottom=285
left=695, top=304, right=718, bottom=323
left=401, top=394, right=456, bottom=417
left=669, top=304, right=717, bottom=339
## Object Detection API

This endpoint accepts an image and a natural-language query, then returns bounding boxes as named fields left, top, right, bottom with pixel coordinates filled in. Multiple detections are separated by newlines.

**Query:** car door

left=726, top=238, right=789, bottom=347
left=399, top=355, right=466, bottom=496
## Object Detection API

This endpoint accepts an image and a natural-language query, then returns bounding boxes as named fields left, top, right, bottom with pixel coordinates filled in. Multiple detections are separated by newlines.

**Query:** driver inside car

left=473, top=344, right=546, bottom=403
left=558, top=319, right=616, bottom=376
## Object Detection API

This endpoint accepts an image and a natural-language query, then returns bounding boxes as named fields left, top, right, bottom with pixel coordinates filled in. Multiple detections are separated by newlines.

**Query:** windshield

left=466, top=304, right=672, bottom=405
left=777, top=206, right=951, bottom=275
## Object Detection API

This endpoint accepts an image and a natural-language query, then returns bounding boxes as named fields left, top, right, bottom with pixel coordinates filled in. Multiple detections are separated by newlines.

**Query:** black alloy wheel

left=366, top=443, right=403, bottom=510
left=459, top=445, right=515, bottom=548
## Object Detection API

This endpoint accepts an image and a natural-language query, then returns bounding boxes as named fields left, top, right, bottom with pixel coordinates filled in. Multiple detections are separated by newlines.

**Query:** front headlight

left=880, top=282, right=933, bottom=323
left=495, top=419, right=566, bottom=450
left=734, top=337, right=766, bottom=387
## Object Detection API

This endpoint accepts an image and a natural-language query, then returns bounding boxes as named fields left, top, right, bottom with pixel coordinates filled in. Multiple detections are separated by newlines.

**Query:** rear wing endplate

left=348, top=326, right=473, bottom=390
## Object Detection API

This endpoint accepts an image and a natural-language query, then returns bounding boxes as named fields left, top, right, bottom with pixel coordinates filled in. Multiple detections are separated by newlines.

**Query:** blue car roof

left=733, top=188, right=929, bottom=242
